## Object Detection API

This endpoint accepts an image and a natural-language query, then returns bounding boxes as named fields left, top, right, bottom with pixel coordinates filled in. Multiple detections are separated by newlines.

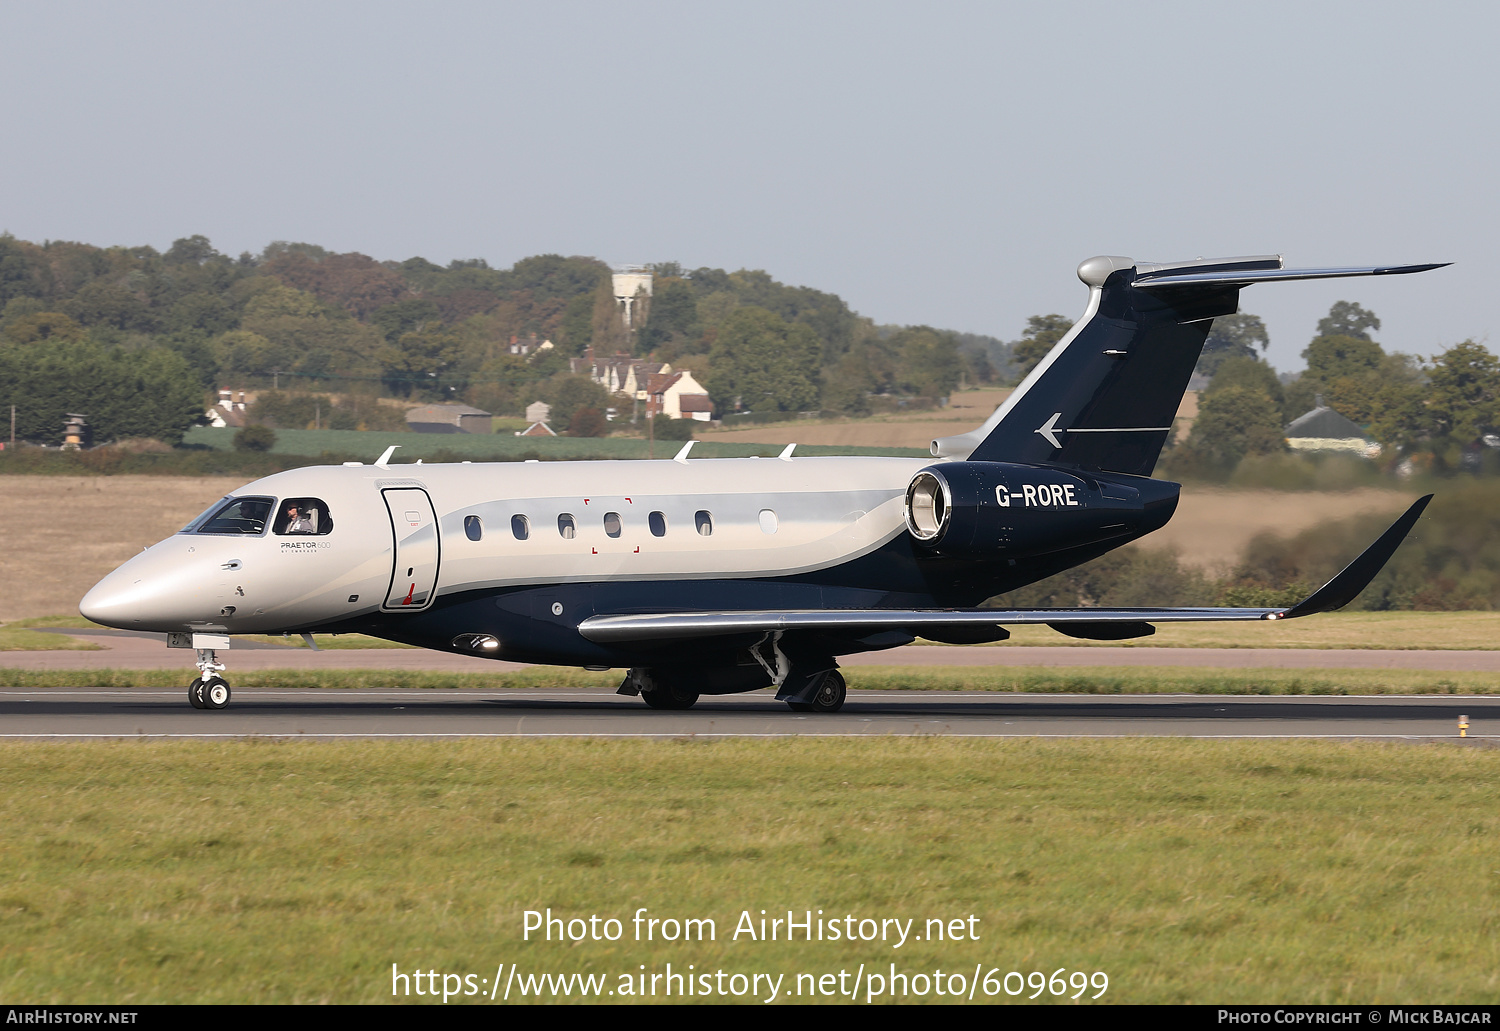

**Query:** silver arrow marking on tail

left=1034, top=414, right=1173, bottom=449
left=1036, top=413, right=1063, bottom=448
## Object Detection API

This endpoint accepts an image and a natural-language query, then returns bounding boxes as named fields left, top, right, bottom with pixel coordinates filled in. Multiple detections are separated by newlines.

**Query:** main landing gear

left=618, top=669, right=700, bottom=710
left=187, top=647, right=231, bottom=710
left=616, top=656, right=848, bottom=714
left=751, top=632, right=847, bottom=713
left=785, top=669, right=847, bottom=714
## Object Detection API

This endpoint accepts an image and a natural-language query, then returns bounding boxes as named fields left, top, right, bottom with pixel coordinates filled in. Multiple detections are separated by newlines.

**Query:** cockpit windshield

left=195, top=496, right=275, bottom=535
left=179, top=497, right=231, bottom=533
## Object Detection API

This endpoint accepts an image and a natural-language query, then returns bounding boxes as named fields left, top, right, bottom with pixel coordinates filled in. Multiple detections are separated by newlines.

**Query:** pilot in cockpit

left=284, top=504, right=316, bottom=534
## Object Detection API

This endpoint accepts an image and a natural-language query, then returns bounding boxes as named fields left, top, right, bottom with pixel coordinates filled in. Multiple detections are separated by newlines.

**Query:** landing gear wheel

left=201, top=677, right=231, bottom=710
left=810, top=670, right=846, bottom=713
left=786, top=671, right=846, bottom=713
left=642, top=689, right=699, bottom=710
left=188, top=678, right=208, bottom=709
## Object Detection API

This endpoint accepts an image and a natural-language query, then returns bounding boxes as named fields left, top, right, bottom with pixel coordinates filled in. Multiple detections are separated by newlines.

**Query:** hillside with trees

left=0, top=235, right=1011, bottom=445
left=2, top=232, right=1495, bottom=483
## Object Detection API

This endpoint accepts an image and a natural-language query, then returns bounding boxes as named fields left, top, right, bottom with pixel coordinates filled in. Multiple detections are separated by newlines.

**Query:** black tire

left=809, top=670, right=846, bottom=713
left=202, top=677, right=231, bottom=710
left=188, top=678, right=207, bottom=709
left=641, top=689, right=698, bottom=710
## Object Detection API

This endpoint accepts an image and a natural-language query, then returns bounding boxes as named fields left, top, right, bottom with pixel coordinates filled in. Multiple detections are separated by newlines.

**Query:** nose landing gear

left=188, top=647, right=231, bottom=709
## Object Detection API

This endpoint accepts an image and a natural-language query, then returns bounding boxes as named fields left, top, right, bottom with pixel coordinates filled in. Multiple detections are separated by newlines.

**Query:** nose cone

left=80, top=547, right=204, bottom=631
left=79, top=561, right=152, bottom=628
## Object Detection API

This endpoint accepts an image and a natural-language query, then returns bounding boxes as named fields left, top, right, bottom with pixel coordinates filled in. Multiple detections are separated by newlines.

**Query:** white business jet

left=81, top=254, right=1443, bottom=712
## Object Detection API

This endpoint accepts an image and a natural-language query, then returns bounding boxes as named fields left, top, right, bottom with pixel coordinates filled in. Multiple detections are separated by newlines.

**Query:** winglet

left=778, top=443, right=796, bottom=461
left=1274, top=494, right=1433, bottom=620
left=375, top=445, right=400, bottom=468
left=674, top=441, right=695, bottom=464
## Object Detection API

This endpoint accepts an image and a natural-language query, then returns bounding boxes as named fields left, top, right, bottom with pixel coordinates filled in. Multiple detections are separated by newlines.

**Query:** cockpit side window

left=197, top=496, right=275, bottom=535
left=272, top=497, right=334, bottom=536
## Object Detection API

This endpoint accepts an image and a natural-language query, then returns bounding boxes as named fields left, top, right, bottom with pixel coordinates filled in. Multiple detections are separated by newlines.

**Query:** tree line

left=1175, top=301, right=1499, bottom=476
left=6, top=231, right=1481, bottom=469
left=0, top=235, right=1020, bottom=444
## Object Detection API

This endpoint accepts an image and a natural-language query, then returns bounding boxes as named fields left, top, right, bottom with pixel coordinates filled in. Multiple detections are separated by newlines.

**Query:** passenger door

left=382, top=488, right=440, bottom=611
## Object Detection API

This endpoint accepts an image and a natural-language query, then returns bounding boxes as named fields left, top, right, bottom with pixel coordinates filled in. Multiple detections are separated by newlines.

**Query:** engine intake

left=905, top=470, right=950, bottom=541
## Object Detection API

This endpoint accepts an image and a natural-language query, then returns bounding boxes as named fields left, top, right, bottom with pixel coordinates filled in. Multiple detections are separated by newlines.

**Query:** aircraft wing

left=579, top=495, right=1432, bottom=644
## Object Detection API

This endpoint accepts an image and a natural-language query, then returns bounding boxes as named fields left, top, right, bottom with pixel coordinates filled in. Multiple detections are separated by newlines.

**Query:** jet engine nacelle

left=904, top=461, right=1180, bottom=558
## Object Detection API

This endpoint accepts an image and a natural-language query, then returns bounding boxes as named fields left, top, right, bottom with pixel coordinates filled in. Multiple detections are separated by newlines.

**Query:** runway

left=1, top=687, right=1492, bottom=739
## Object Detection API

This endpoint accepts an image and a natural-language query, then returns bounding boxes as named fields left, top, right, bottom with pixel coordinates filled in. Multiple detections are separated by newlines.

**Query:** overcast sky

left=0, top=1, right=1491, bottom=372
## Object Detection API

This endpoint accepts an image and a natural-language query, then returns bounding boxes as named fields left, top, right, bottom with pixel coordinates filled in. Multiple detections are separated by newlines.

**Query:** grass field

left=1, top=664, right=1497, bottom=695
left=0, top=617, right=102, bottom=652
left=1, top=737, right=1497, bottom=1004
left=182, top=426, right=927, bottom=461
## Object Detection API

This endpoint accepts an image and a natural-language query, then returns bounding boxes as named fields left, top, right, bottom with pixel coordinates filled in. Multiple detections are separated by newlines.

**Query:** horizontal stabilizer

left=579, top=496, right=1432, bottom=643
left=1134, top=262, right=1449, bottom=289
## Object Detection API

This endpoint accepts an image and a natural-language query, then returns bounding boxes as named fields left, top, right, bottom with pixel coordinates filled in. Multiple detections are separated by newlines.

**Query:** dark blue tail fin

left=934, top=255, right=1446, bottom=477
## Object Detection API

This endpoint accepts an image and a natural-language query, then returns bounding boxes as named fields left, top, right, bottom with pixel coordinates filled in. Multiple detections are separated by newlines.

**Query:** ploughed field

left=701, top=388, right=1203, bottom=450
left=0, top=476, right=245, bottom=623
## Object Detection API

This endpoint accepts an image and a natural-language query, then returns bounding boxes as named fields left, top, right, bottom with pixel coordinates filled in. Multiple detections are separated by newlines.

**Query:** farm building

left=1284, top=398, right=1380, bottom=458
left=405, top=404, right=494, bottom=435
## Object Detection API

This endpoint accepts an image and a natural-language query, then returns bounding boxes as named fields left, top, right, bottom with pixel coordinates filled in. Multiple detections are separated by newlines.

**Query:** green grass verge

left=0, top=618, right=410, bottom=652
left=1, top=738, right=1497, bottom=1003
left=2, top=665, right=1498, bottom=695
left=845, top=666, right=1500, bottom=696
left=984, top=611, right=1500, bottom=651
left=0, top=617, right=104, bottom=652
left=0, top=629, right=100, bottom=652
left=2, top=616, right=101, bottom=629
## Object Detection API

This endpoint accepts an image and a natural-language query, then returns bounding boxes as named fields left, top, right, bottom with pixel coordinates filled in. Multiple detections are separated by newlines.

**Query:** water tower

left=612, top=267, right=653, bottom=328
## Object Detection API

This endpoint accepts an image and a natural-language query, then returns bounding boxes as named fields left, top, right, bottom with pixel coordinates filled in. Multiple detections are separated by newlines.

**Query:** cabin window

left=558, top=513, right=576, bottom=539
left=272, top=498, right=333, bottom=536
left=759, top=509, right=778, bottom=534
left=511, top=515, right=530, bottom=540
left=649, top=511, right=667, bottom=537
left=604, top=512, right=622, bottom=538
left=695, top=510, right=713, bottom=536
left=199, top=496, right=275, bottom=535
left=464, top=515, right=483, bottom=541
